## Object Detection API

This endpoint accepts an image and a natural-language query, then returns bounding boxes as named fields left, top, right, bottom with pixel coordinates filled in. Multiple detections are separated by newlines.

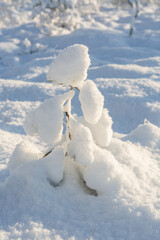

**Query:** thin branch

left=69, top=85, right=80, bottom=91
left=43, top=149, right=53, bottom=158
left=65, top=111, right=72, bottom=141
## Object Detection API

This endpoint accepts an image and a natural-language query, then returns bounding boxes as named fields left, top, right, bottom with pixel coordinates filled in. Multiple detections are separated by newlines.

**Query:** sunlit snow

left=0, top=1, right=160, bottom=240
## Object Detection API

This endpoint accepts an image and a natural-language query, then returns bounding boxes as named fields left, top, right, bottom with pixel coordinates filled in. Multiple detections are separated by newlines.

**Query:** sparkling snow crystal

left=79, top=80, right=104, bottom=124
left=47, top=44, right=91, bottom=88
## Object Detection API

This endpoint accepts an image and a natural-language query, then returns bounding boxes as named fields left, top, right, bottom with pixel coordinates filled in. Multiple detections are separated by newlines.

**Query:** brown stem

left=43, top=149, right=53, bottom=158
left=65, top=111, right=72, bottom=141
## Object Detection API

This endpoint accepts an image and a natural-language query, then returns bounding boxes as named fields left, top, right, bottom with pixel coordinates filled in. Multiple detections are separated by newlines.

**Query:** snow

left=79, top=108, right=113, bottom=147
left=43, top=146, right=64, bottom=185
left=83, top=144, right=122, bottom=195
left=123, top=119, right=160, bottom=148
left=24, top=96, right=64, bottom=144
left=0, top=1, right=160, bottom=239
left=47, top=44, right=91, bottom=88
left=79, top=80, right=104, bottom=124
left=8, top=142, right=64, bottom=185
left=8, top=140, right=42, bottom=173
left=68, top=117, right=94, bottom=166
left=23, top=90, right=75, bottom=144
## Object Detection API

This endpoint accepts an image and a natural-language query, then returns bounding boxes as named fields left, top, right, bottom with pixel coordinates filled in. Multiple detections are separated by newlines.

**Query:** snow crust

left=47, top=44, right=90, bottom=88
left=79, top=80, right=104, bottom=124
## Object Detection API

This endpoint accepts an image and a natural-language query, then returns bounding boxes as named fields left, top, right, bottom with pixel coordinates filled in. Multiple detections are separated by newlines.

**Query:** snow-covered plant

left=128, top=0, right=139, bottom=36
left=0, top=0, right=100, bottom=31
left=30, top=0, right=100, bottom=32
left=9, top=44, right=114, bottom=195
left=112, top=0, right=140, bottom=35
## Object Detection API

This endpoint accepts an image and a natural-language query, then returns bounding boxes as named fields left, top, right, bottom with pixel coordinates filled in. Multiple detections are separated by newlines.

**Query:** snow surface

left=47, top=44, right=90, bottom=88
left=0, top=1, right=160, bottom=240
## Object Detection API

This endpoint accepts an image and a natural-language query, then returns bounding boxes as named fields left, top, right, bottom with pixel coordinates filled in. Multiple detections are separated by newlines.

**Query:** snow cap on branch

left=68, top=117, right=94, bottom=166
left=23, top=91, right=74, bottom=144
left=79, top=108, right=113, bottom=147
left=47, top=44, right=91, bottom=88
left=79, top=80, right=104, bottom=124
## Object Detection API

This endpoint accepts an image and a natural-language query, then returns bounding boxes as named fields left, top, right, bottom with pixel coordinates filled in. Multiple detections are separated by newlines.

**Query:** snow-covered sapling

left=9, top=44, right=114, bottom=195
left=128, top=0, right=139, bottom=36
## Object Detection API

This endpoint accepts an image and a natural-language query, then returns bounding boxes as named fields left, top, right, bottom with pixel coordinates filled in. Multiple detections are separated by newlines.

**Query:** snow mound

left=123, top=120, right=160, bottom=148
left=8, top=141, right=42, bottom=173
left=47, top=44, right=91, bottom=88
left=68, top=117, right=94, bottom=166
left=83, top=145, right=123, bottom=195
left=79, top=80, right=104, bottom=124
left=79, top=108, right=113, bottom=147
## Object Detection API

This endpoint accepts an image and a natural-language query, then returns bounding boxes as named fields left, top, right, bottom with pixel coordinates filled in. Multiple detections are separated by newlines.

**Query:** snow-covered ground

left=0, top=1, right=160, bottom=239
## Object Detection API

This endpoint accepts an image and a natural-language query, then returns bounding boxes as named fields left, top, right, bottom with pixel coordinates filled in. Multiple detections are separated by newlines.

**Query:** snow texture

left=47, top=44, right=91, bottom=88
left=79, top=80, right=104, bottom=124
left=68, top=117, right=94, bottom=166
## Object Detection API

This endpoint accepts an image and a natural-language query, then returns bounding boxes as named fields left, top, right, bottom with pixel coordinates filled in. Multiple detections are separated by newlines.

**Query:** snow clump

left=8, top=140, right=42, bottom=173
left=82, top=145, right=123, bottom=195
left=43, top=146, right=64, bottom=185
left=79, top=108, right=113, bottom=147
left=23, top=91, right=75, bottom=144
left=47, top=44, right=91, bottom=88
left=79, top=80, right=104, bottom=124
left=68, top=117, right=94, bottom=166
left=24, top=97, right=63, bottom=144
